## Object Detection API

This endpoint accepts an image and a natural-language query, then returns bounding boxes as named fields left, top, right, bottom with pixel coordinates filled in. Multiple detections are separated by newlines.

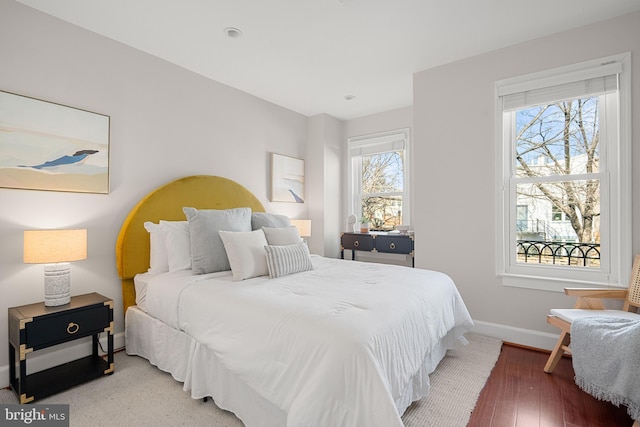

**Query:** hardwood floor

left=467, top=343, right=634, bottom=427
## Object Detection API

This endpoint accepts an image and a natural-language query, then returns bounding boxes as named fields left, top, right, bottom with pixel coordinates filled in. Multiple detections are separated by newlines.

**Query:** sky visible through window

left=515, top=97, right=599, bottom=172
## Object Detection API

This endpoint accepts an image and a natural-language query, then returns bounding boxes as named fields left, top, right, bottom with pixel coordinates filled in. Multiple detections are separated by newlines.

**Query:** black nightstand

left=8, top=292, right=114, bottom=403
left=340, top=232, right=415, bottom=267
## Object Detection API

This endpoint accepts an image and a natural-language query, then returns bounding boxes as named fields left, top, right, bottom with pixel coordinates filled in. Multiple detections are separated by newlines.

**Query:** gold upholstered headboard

left=115, top=175, right=265, bottom=315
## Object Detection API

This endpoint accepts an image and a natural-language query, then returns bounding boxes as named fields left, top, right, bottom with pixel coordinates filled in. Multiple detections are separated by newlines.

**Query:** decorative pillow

left=251, top=212, right=291, bottom=230
left=264, top=241, right=313, bottom=279
left=219, top=229, right=269, bottom=281
left=159, top=220, right=191, bottom=272
left=183, top=207, right=252, bottom=274
left=262, top=226, right=302, bottom=246
left=143, top=221, right=169, bottom=274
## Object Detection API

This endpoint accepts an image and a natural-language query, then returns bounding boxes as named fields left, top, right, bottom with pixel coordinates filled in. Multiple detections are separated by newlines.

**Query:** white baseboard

left=471, top=320, right=559, bottom=351
left=0, top=331, right=125, bottom=389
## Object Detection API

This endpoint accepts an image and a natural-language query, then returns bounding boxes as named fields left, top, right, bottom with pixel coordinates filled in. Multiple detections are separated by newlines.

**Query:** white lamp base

left=44, top=263, right=71, bottom=306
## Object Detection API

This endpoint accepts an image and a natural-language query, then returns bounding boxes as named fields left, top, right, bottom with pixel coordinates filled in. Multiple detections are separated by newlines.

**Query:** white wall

left=413, top=12, right=640, bottom=348
left=0, top=0, right=310, bottom=382
left=343, top=106, right=413, bottom=141
left=307, top=114, right=343, bottom=258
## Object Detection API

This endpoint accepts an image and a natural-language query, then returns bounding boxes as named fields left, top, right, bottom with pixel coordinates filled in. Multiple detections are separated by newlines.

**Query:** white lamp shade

left=24, top=229, right=87, bottom=264
left=23, top=229, right=87, bottom=307
left=291, top=219, right=311, bottom=237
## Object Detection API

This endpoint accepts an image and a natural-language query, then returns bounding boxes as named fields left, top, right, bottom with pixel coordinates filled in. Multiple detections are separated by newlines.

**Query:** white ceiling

left=16, top=0, right=640, bottom=120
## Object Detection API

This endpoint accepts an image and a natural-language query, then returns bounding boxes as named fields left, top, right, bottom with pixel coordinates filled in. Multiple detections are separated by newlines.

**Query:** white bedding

left=142, top=255, right=473, bottom=427
left=133, top=272, right=154, bottom=312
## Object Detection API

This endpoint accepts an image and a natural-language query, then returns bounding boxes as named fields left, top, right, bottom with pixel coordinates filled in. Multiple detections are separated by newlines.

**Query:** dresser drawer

left=24, top=304, right=111, bottom=349
left=375, top=235, right=413, bottom=254
left=340, top=232, right=415, bottom=267
left=341, top=233, right=375, bottom=252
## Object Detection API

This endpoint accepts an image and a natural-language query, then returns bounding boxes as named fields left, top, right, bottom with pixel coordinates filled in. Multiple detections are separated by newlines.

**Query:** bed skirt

left=125, top=305, right=459, bottom=426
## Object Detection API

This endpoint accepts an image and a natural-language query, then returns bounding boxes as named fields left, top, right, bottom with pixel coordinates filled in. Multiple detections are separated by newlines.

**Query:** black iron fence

left=516, top=240, right=601, bottom=267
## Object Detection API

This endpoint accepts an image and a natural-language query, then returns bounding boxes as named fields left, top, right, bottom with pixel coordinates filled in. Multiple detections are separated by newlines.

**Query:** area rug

left=1, top=333, right=501, bottom=426
left=402, top=333, right=502, bottom=426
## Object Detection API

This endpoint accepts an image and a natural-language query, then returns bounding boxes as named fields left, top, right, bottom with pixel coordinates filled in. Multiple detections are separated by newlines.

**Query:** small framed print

left=270, top=153, right=304, bottom=203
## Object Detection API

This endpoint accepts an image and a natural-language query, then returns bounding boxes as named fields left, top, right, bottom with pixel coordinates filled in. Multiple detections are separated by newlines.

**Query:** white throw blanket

left=571, top=316, right=640, bottom=422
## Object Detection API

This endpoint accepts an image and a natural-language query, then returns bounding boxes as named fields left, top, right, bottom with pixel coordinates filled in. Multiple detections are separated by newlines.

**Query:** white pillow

left=264, top=241, right=313, bottom=279
left=262, top=226, right=302, bottom=246
left=219, top=229, right=269, bottom=281
left=159, top=220, right=191, bottom=272
left=143, top=221, right=169, bottom=274
left=184, top=207, right=252, bottom=274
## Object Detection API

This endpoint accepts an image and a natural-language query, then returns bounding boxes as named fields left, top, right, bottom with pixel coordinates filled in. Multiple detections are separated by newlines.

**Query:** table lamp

left=23, top=229, right=87, bottom=306
left=291, top=219, right=311, bottom=238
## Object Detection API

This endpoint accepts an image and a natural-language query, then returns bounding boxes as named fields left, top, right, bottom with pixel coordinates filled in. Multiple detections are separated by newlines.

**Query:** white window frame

left=347, top=128, right=411, bottom=227
left=495, top=53, right=632, bottom=292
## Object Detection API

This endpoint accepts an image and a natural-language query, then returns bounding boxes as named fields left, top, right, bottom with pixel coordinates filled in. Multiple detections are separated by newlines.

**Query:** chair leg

left=544, top=330, right=570, bottom=373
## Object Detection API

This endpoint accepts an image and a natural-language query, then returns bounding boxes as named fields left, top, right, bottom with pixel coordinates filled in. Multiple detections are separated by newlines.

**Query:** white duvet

left=145, top=256, right=473, bottom=427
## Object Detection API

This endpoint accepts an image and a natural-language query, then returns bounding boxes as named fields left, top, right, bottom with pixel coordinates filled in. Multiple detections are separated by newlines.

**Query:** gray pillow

left=183, top=207, right=252, bottom=274
left=251, top=212, right=291, bottom=230
left=262, top=226, right=302, bottom=246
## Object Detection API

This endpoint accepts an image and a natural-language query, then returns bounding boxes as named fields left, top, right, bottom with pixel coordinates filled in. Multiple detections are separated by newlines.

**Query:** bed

left=116, top=175, right=474, bottom=427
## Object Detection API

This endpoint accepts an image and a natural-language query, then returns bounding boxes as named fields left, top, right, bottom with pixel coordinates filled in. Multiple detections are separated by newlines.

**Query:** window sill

left=499, top=273, right=627, bottom=293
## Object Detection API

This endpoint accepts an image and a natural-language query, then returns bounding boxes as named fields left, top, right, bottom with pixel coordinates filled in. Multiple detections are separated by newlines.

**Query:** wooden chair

left=544, top=254, right=640, bottom=375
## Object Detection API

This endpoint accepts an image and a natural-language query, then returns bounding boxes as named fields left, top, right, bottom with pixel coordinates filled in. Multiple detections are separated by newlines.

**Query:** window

left=551, top=206, right=564, bottom=222
left=496, top=54, right=631, bottom=290
left=348, top=129, right=410, bottom=230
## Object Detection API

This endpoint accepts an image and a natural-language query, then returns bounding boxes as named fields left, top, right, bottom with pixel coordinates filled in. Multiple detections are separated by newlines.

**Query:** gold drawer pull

left=67, top=322, right=79, bottom=334
left=354, top=240, right=359, bottom=247
left=389, top=243, right=396, bottom=250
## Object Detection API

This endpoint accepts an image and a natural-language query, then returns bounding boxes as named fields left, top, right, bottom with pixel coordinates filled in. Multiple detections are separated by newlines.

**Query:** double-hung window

left=496, top=54, right=631, bottom=290
left=347, top=129, right=410, bottom=230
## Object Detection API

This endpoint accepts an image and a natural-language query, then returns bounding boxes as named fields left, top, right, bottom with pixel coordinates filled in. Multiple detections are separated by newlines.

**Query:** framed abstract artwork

left=0, top=90, right=110, bottom=194
left=270, top=153, right=305, bottom=203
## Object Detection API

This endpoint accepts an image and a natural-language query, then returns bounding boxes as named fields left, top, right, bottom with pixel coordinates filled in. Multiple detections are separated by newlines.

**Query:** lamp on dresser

left=23, top=229, right=87, bottom=306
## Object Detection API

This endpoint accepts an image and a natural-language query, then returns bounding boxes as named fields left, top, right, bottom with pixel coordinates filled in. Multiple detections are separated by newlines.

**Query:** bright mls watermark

left=1, top=405, right=68, bottom=427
